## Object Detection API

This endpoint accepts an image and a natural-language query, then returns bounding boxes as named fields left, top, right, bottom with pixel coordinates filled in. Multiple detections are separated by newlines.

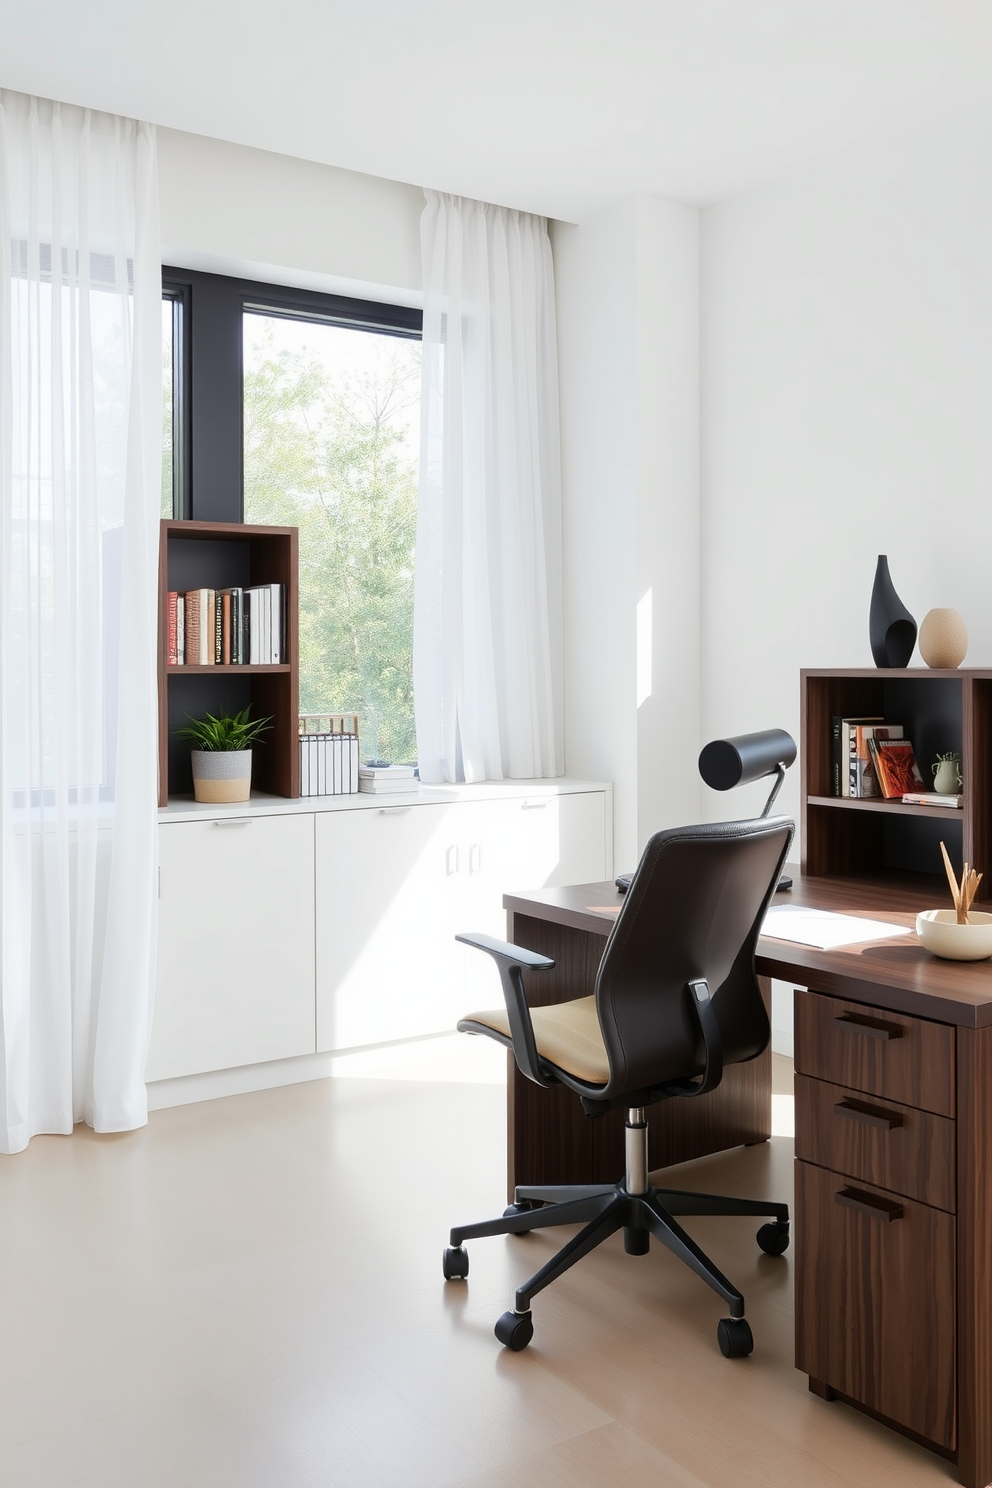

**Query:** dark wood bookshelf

left=157, top=520, right=300, bottom=806
left=801, top=668, right=992, bottom=900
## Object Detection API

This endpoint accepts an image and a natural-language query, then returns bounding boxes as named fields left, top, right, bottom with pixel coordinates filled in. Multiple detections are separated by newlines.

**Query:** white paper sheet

left=761, top=905, right=911, bottom=951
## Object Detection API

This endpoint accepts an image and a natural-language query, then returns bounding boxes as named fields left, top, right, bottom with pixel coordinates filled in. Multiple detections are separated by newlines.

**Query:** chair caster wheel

left=757, top=1222, right=790, bottom=1256
left=495, top=1310, right=534, bottom=1351
left=503, top=1202, right=536, bottom=1218
left=717, top=1317, right=754, bottom=1358
left=443, top=1246, right=469, bottom=1280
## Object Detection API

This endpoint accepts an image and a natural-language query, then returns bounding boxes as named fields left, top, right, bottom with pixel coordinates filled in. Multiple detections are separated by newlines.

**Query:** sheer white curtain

left=415, top=191, right=563, bottom=783
left=0, top=92, right=160, bottom=1153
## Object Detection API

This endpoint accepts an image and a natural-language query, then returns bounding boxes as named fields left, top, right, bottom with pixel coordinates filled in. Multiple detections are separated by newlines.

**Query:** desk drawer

left=795, top=1074, right=955, bottom=1212
left=795, top=1158, right=956, bottom=1450
left=795, top=990, right=955, bottom=1117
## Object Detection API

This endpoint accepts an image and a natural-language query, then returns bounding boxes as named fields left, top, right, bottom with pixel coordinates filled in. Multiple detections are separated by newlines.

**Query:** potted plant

left=175, top=705, right=272, bottom=804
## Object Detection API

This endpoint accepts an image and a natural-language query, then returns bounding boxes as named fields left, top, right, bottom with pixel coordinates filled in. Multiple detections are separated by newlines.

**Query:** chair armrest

left=455, top=932, right=556, bottom=1087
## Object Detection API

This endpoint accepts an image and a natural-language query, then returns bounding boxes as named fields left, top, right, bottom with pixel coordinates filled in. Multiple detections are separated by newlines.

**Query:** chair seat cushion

left=461, top=996, right=609, bottom=1085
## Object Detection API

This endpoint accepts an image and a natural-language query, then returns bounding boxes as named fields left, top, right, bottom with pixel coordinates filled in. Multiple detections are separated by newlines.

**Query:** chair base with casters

left=443, top=1102, right=789, bottom=1356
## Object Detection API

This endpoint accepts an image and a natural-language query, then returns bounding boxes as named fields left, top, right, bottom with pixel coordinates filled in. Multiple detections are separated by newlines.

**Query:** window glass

left=243, top=313, right=420, bottom=762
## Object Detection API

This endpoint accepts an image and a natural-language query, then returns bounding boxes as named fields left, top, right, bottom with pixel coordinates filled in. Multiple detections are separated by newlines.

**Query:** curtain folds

left=0, top=91, right=160, bottom=1153
left=414, top=190, right=563, bottom=784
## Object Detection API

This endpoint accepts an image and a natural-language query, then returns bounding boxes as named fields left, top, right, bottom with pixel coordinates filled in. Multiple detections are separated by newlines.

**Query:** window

left=160, top=269, right=422, bottom=759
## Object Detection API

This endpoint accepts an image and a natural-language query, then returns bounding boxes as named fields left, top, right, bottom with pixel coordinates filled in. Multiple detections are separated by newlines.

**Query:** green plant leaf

left=174, top=705, right=273, bottom=752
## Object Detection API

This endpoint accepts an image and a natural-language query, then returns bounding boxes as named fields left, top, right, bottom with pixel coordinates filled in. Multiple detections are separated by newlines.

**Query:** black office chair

left=442, top=813, right=794, bottom=1358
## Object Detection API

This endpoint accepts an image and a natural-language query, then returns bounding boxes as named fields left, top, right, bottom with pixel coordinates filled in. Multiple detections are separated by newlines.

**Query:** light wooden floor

left=0, top=1047, right=957, bottom=1486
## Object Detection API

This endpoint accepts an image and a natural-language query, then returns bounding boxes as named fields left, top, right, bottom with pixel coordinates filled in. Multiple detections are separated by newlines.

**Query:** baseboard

left=146, top=1051, right=338, bottom=1110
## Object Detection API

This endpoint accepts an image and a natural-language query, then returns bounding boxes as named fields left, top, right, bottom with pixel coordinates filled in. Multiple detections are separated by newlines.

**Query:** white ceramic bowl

left=916, top=909, right=992, bottom=961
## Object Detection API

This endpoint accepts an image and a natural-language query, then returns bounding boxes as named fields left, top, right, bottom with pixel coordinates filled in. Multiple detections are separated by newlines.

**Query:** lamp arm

left=455, top=933, right=557, bottom=1088
left=761, top=763, right=787, bottom=818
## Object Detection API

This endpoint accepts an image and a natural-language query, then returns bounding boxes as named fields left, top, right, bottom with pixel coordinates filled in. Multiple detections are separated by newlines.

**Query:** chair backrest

left=592, top=816, right=793, bottom=1101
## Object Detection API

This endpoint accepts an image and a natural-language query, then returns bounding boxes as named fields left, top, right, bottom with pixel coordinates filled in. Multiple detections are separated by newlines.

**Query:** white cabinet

left=151, top=780, right=611, bottom=1083
left=147, top=813, right=316, bottom=1081
left=315, top=790, right=609, bottom=1052
left=315, top=803, right=466, bottom=1051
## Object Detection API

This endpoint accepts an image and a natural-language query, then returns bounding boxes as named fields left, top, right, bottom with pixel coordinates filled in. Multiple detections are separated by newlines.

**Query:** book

left=358, top=777, right=417, bottom=794
left=840, top=717, right=882, bottom=798
left=854, top=724, right=904, bottom=798
left=359, top=763, right=416, bottom=779
left=214, top=590, right=223, bottom=665
left=185, top=589, right=201, bottom=666
left=221, top=590, right=231, bottom=665
left=167, top=592, right=178, bottom=666
left=901, top=792, right=964, bottom=808
left=176, top=593, right=185, bottom=666
left=868, top=737, right=926, bottom=798
left=269, top=583, right=283, bottom=664
left=831, top=715, right=843, bottom=796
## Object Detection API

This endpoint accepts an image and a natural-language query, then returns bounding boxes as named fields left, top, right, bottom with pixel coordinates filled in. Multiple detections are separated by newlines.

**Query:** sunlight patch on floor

left=771, top=1091, right=795, bottom=1137
left=330, top=1031, right=507, bottom=1084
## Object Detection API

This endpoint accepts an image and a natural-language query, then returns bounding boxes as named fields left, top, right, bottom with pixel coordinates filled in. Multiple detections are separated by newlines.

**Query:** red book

left=868, top=737, right=926, bottom=798
left=166, top=591, right=178, bottom=666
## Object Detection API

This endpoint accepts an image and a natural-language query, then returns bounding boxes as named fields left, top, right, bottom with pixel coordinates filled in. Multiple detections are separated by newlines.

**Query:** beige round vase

left=919, top=608, right=968, bottom=669
left=190, top=749, right=252, bottom=804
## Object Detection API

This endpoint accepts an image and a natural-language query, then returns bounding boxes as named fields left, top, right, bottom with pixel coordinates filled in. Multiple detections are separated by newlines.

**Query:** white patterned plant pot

left=190, top=749, right=252, bottom=804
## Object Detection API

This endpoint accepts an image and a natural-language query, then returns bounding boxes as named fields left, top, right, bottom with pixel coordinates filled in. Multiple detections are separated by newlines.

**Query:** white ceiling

left=2, top=0, right=991, bottom=221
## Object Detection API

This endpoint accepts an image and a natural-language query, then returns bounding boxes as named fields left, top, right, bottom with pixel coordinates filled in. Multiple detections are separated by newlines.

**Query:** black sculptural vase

left=869, top=555, right=917, bottom=668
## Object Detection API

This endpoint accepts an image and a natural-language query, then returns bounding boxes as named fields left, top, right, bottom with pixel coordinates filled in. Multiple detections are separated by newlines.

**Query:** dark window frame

left=161, top=266, right=422, bottom=524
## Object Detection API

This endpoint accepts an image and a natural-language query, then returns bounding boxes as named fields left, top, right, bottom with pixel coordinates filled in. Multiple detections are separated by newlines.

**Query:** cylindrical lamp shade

left=698, top=729, right=797, bottom=792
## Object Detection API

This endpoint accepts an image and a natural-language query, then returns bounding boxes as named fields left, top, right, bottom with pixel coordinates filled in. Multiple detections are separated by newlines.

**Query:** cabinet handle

left=522, top=800, right=548, bottom=810
left=469, top=843, right=481, bottom=874
left=378, top=807, right=412, bottom=816
left=834, top=1186, right=904, bottom=1223
left=213, top=818, right=254, bottom=828
left=446, top=844, right=459, bottom=876
left=834, top=1011, right=903, bottom=1041
left=834, top=1098, right=904, bottom=1131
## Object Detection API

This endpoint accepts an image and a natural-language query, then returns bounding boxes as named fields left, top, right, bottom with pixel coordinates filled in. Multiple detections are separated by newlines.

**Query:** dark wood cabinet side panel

left=795, top=1159, right=956, bottom=1451
left=956, top=1025, right=992, bottom=1488
left=795, top=1073, right=955, bottom=1213
left=795, top=988, right=956, bottom=1117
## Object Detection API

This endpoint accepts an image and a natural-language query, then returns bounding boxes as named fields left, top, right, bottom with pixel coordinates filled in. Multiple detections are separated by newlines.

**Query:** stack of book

left=358, top=764, right=417, bottom=795
left=831, top=715, right=927, bottom=799
left=166, top=585, right=286, bottom=665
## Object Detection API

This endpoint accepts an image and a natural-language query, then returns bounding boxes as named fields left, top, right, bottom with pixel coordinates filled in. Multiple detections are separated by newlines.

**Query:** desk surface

left=504, top=868, right=992, bottom=1030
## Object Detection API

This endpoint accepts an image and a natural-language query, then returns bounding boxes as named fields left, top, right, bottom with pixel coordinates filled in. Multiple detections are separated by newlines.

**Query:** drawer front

left=795, top=1159, right=956, bottom=1449
left=795, top=990, right=955, bottom=1117
left=795, top=1074, right=955, bottom=1212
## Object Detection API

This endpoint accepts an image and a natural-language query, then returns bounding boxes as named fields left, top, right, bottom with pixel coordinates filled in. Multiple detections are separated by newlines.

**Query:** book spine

left=176, top=594, right=185, bottom=666
left=866, top=736, right=891, bottom=798
left=214, top=591, right=223, bottom=665
left=167, top=592, right=178, bottom=666
left=222, top=592, right=231, bottom=665
left=270, top=583, right=282, bottom=664
left=848, top=724, right=860, bottom=798
left=263, top=588, right=272, bottom=664
left=831, top=716, right=842, bottom=796
left=186, top=591, right=200, bottom=666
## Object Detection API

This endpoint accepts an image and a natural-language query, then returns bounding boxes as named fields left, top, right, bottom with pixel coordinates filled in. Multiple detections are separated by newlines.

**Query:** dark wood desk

left=504, top=870, right=992, bottom=1488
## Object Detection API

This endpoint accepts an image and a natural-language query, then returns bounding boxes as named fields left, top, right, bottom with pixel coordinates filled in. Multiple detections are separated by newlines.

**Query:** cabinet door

left=460, top=791, right=609, bottom=1005
left=795, top=1158, right=956, bottom=1449
left=315, top=804, right=466, bottom=1050
left=463, top=792, right=608, bottom=930
left=148, top=814, right=316, bottom=1081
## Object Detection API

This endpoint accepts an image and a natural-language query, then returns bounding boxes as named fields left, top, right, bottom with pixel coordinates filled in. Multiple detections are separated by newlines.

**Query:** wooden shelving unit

left=801, top=668, right=992, bottom=900
left=158, top=519, right=299, bottom=806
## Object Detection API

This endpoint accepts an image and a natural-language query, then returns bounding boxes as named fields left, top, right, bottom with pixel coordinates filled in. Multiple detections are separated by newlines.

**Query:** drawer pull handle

left=522, top=800, right=548, bottom=810
left=378, top=807, right=412, bottom=816
left=834, top=1011, right=903, bottom=1041
left=835, top=1186, right=904, bottom=1223
left=213, top=818, right=254, bottom=828
left=834, top=1098, right=903, bottom=1131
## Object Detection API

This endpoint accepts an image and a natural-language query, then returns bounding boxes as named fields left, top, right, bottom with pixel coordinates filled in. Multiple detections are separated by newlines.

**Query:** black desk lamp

left=616, top=728, right=797, bottom=893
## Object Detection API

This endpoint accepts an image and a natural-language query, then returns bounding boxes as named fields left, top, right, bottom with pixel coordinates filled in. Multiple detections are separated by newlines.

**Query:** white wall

left=700, top=102, right=992, bottom=832
left=158, top=128, right=423, bottom=302
left=701, top=102, right=992, bottom=1051
left=552, top=195, right=700, bottom=871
